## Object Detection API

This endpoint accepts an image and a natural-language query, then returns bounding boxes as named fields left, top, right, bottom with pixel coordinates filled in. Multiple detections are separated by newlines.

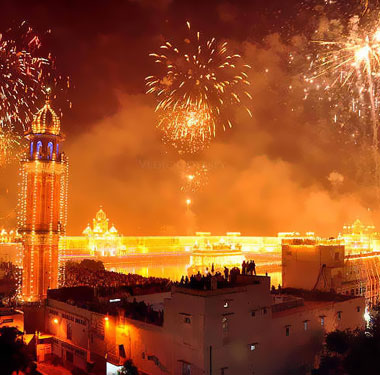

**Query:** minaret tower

left=18, top=93, right=68, bottom=301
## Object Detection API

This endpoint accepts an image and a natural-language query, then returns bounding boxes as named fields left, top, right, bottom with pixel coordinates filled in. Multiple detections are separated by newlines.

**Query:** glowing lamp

left=104, top=316, right=109, bottom=322
left=53, top=318, right=59, bottom=324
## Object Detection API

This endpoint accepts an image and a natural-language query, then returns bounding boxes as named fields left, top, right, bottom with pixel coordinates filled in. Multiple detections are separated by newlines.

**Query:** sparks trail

left=307, top=14, right=380, bottom=194
left=146, top=22, right=252, bottom=153
left=0, top=23, right=71, bottom=166
left=180, top=161, right=209, bottom=193
left=0, top=127, right=23, bottom=166
left=0, top=24, right=49, bottom=131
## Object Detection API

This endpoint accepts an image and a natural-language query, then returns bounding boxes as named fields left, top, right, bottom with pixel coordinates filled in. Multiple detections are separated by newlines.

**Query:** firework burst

left=307, top=13, right=380, bottom=190
left=180, top=161, right=209, bottom=193
left=146, top=22, right=252, bottom=153
left=0, top=24, right=49, bottom=130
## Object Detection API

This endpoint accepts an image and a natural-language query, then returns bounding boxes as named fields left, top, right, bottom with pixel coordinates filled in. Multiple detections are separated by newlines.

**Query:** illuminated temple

left=338, top=219, right=380, bottom=254
left=188, top=238, right=245, bottom=274
left=59, top=210, right=281, bottom=260
left=81, top=208, right=124, bottom=256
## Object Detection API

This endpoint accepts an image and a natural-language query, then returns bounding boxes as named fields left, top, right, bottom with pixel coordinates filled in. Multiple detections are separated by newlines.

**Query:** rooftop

left=271, top=288, right=361, bottom=316
left=173, top=274, right=268, bottom=296
left=274, top=288, right=359, bottom=302
left=0, top=307, right=23, bottom=316
left=47, top=286, right=164, bottom=326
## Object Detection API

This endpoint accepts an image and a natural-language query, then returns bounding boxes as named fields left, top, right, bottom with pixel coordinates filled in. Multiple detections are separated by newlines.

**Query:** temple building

left=18, top=95, right=69, bottom=301
left=338, top=219, right=380, bottom=254
left=82, top=208, right=124, bottom=257
left=59, top=210, right=281, bottom=260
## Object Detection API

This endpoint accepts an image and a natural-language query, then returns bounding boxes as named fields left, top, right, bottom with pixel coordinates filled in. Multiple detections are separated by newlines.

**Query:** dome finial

left=45, top=87, right=52, bottom=104
left=30, top=92, right=61, bottom=136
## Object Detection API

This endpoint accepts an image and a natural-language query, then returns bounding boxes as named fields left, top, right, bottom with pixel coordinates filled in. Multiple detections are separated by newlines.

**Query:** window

left=263, top=308, right=267, bottom=315
left=285, top=326, right=290, bottom=336
left=182, top=362, right=191, bottom=375
left=222, top=317, right=228, bottom=332
left=30, top=142, right=34, bottom=158
left=180, top=313, right=192, bottom=324
left=303, top=320, right=309, bottom=331
left=66, top=323, right=72, bottom=340
left=251, top=310, right=256, bottom=317
left=36, top=141, right=43, bottom=158
left=320, top=317, right=325, bottom=327
left=250, top=343, right=258, bottom=351
left=357, top=306, right=361, bottom=313
left=66, top=350, right=73, bottom=363
left=337, top=311, right=342, bottom=321
left=221, top=367, right=229, bottom=375
left=47, top=142, right=53, bottom=160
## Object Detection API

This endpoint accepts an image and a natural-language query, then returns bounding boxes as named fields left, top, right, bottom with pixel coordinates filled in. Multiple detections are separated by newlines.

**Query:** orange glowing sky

left=0, top=0, right=378, bottom=236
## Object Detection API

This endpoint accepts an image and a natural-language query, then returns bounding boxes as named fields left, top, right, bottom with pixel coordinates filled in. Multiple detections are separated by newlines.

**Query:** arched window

left=56, top=144, right=59, bottom=156
left=48, top=142, right=53, bottom=160
left=36, top=141, right=43, bottom=159
left=30, top=142, right=34, bottom=158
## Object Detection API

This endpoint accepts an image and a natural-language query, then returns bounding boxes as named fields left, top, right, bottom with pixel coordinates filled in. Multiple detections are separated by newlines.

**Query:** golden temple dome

left=31, top=98, right=61, bottom=135
left=109, top=225, right=118, bottom=234
left=95, top=208, right=107, bottom=222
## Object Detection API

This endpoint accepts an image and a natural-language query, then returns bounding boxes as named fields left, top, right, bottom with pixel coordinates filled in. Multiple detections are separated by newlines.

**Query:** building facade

left=59, top=209, right=281, bottom=259
left=0, top=307, right=24, bottom=333
left=282, top=236, right=380, bottom=307
left=44, top=276, right=365, bottom=375
left=18, top=96, right=68, bottom=301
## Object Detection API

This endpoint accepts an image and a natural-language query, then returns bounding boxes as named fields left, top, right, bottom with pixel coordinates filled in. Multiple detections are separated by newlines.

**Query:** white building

left=45, top=275, right=365, bottom=375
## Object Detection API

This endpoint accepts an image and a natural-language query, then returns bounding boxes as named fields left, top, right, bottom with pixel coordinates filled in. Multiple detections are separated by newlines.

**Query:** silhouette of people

left=242, top=260, right=247, bottom=275
left=224, top=266, right=229, bottom=280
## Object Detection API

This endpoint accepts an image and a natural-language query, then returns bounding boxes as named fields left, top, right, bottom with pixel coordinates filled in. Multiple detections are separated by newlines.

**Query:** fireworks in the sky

left=180, top=161, right=209, bottom=193
left=0, top=23, right=70, bottom=166
left=0, top=127, right=23, bottom=166
left=0, top=23, right=48, bottom=131
left=307, top=12, right=380, bottom=188
left=146, top=21, right=252, bottom=153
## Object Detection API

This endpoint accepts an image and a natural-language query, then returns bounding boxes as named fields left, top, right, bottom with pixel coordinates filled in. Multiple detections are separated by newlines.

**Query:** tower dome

left=30, top=98, right=61, bottom=135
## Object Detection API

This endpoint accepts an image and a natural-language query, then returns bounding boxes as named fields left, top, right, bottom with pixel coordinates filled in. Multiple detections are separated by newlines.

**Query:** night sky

left=0, top=0, right=377, bottom=235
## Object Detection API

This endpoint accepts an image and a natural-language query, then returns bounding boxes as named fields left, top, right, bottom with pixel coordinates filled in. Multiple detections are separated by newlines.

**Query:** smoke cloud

left=0, top=0, right=378, bottom=236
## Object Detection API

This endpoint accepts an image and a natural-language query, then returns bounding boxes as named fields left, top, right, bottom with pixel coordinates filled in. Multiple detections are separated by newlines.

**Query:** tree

left=0, top=326, right=33, bottom=375
left=316, top=306, right=380, bottom=375
left=118, top=359, right=139, bottom=375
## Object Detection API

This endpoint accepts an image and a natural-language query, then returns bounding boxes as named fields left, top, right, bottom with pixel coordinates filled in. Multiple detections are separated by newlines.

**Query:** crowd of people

left=176, top=259, right=259, bottom=291
left=64, top=259, right=260, bottom=294
left=64, top=261, right=170, bottom=295
left=241, top=260, right=256, bottom=275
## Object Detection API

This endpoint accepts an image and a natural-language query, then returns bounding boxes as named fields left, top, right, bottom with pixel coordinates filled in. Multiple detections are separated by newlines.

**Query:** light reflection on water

left=107, top=262, right=282, bottom=286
